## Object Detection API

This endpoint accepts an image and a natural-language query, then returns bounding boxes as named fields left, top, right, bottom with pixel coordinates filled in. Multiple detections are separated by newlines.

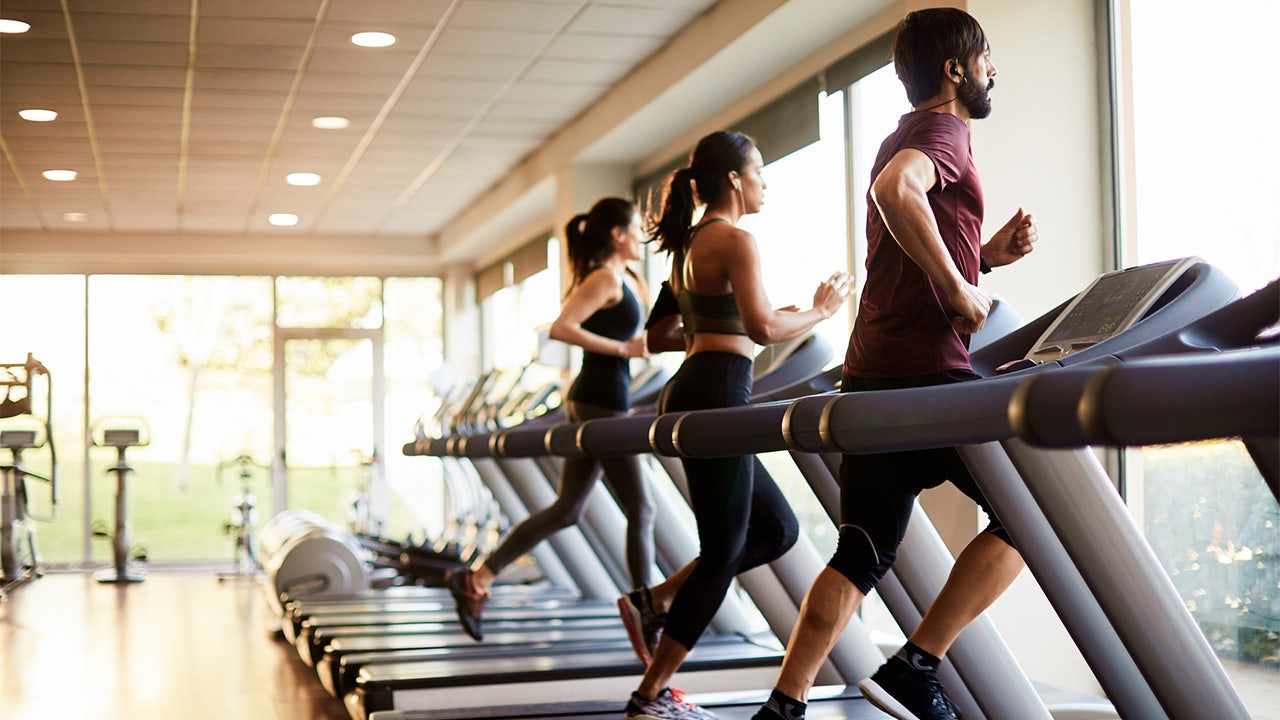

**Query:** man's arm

left=870, top=148, right=991, bottom=333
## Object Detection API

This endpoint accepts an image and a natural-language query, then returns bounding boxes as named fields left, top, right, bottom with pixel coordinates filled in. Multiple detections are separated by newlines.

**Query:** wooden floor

left=4, top=568, right=1276, bottom=720
left=2, top=568, right=348, bottom=720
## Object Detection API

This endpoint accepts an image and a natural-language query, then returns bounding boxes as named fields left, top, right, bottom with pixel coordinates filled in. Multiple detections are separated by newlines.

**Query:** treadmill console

left=1021, top=257, right=1200, bottom=364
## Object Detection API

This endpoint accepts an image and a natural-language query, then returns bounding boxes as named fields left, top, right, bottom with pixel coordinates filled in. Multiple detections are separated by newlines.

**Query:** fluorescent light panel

left=351, top=31, right=395, bottom=47
left=312, top=116, right=349, bottom=130
left=19, top=109, right=57, bottom=122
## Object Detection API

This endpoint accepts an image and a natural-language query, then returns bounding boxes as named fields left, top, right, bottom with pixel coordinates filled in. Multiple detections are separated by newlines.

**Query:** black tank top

left=568, top=274, right=642, bottom=410
left=678, top=218, right=748, bottom=336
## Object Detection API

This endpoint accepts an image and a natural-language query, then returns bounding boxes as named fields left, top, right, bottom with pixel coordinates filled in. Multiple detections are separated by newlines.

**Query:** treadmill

left=768, top=258, right=1253, bottom=720
left=1007, top=279, right=1278, bottom=501
left=362, top=318, right=1023, bottom=720
left=340, top=337, right=842, bottom=718
left=287, top=368, right=632, bottom=684
left=378, top=258, right=1248, bottom=720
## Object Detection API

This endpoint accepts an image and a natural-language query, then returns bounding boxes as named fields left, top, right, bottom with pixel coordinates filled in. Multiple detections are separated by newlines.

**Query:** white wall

left=970, top=0, right=1110, bottom=322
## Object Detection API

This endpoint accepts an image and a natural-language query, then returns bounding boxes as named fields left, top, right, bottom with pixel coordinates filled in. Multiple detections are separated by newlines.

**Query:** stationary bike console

left=91, top=418, right=151, bottom=585
left=1, top=430, right=40, bottom=450
left=101, top=428, right=142, bottom=448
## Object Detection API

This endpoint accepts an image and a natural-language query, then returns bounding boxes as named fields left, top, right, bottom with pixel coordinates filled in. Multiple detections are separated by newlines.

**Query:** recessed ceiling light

left=312, top=116, right=349, bottom=130
left=351, top=31, right=396, bottom=48
left=19, top=109, right=57, bottom=122
left=62, top=212, right=88, bottom=223
left=42, top=169, right=77, bottom=181
left=286, top=172, right=321, bottom=187
left=0, top=19, right=31, bottom=34
left=268, top=213, right=299, bottom=227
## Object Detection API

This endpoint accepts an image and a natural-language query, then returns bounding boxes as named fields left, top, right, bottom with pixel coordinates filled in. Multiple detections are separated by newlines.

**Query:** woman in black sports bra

left=445, top=197, right=655, bottom=642
left=620, top=131, right=850, bottom=720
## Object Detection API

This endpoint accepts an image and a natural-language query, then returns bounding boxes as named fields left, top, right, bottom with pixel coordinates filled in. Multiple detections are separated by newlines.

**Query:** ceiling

left=0, top=0, right=902, bottom=275
left=0, top=0, right=720, bottom=254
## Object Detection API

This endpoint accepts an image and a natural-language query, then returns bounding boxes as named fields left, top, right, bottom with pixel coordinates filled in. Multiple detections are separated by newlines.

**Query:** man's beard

left=960, top=77, right=994, bottom=119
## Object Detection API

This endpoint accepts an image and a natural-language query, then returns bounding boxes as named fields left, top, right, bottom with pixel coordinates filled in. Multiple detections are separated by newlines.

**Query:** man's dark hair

left=892, top=8, right=988, bottom=106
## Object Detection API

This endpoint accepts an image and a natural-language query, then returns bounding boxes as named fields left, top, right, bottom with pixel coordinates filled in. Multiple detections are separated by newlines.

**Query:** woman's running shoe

left=617, top=587, right=666, bottom=664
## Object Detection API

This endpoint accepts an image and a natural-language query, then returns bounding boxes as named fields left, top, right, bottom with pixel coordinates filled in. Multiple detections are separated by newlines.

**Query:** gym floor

left=3, top=569, right=1276, bottom=720
left=1, top=568, right=348, bottom=720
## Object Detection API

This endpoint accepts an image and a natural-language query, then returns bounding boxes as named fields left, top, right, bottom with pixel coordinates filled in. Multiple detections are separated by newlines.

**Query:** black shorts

left=832, top=369, right=1011, bottom=593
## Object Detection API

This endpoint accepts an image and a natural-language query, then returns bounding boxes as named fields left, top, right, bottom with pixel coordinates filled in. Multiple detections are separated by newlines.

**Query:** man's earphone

left=949, top=57, right=965, bottom=83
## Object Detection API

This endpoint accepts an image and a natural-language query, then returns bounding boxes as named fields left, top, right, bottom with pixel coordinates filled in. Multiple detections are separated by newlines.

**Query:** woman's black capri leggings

left=659, top=351, right=799, bottom=649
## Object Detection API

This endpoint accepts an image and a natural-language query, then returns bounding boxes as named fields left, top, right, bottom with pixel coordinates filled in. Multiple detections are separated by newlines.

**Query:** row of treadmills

left=262, top=257, right=1278, bottom=720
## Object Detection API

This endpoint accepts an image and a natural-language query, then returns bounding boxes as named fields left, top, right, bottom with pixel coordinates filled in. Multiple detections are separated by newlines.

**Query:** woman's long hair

left=649, top=130, right=755, bottom=271
left=564, top=196, right=637, bottom=287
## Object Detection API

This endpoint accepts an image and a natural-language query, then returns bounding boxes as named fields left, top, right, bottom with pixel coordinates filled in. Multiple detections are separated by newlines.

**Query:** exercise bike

left=1, top=354, right=57, bottom=599
left=91, top=418, right=149, bottom=584
left=216, top=452, right=267, bottom=582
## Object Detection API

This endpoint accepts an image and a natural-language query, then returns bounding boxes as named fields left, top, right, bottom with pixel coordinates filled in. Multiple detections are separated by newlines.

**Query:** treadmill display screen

left=1026, top=258, right=1195, bottom=361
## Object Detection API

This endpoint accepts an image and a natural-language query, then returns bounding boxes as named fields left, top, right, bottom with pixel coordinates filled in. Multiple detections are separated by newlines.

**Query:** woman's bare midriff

left=688, top=332, right=755, bottom=359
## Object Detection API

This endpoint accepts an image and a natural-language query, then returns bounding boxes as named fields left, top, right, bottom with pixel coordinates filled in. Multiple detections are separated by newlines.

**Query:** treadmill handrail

left=404, top=259, right=1239, bottom=461
left=1011, top=344, right=1280, bottom=448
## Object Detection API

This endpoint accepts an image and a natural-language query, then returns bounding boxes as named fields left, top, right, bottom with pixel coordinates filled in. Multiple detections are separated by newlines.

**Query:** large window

left=477, top=237, right=567, bottom=447
left=740, top=89, right=853, bottom=357
left=480, top=237, right=561, bottom=372
left=1119, top=0, right=1280, bottom=694
left=0, top=276, right=87, bottom=563
left=1123, top=0, right=1280, bottom=292
left=0, top=273, right=445, bottom=567
left=384, top=277, right=447, bottom=540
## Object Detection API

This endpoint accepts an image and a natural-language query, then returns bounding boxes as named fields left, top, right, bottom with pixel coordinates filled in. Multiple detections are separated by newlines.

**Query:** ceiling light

left=19, top=109, right=57, bottom=122
left=268, top=213, right=299, bottom=227
left=286, top=172, right=321, bottom=187
left=0, top=19, right=31, bottom=33
left=62, top=212, right=88, bottom=223
left=42, top=169, right=77, bottom=181
left=351, top=31, right=396, bottom=48
left=312, top=116, right=349, bottom=130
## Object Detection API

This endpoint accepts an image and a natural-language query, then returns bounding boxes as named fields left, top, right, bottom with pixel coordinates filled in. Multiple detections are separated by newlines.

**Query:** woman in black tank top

left=445, top=198, right=654, bottom=642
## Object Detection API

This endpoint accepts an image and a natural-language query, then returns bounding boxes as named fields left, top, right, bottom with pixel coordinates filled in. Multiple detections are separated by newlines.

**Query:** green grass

left=22, top=459, right=423, bottom=565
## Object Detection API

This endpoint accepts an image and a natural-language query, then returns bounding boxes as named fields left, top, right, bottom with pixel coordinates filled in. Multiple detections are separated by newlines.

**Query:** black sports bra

left=677, top=218, right=748, bottom=336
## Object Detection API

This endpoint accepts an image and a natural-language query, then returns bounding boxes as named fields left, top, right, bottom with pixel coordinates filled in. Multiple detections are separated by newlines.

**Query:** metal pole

left=958, top=442, right=1162, bottom=719
left=1000, top=438, right=1251, bottom=720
